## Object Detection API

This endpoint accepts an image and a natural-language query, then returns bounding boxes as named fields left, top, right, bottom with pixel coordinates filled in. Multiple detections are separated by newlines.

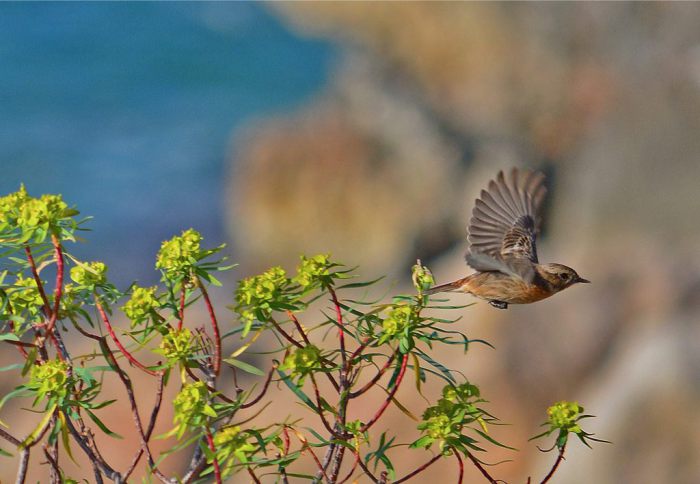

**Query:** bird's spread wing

left=465, top=168, right=547, bottom=281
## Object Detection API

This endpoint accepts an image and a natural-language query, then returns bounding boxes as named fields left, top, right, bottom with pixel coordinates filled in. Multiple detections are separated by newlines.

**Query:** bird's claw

left=489, top=300, right=508, bottom=310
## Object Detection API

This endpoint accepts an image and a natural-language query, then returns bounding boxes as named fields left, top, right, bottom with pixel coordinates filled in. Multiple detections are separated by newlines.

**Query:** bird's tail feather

left=423, top=279, right=463, bottom=295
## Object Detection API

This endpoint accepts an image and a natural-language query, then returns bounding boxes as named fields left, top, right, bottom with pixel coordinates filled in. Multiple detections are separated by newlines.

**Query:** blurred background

left=2, top=2, right=700, bottom=483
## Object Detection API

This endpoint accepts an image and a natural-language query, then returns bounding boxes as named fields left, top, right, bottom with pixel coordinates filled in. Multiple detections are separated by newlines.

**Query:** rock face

left=227, top=3, right=700, bottom=483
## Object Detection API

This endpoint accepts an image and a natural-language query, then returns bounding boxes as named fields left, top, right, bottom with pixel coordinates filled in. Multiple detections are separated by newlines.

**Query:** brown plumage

left=426, top=168, right=589, bottom=309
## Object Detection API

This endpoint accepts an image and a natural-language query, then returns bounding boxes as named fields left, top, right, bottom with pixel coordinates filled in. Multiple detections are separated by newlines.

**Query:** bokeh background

left=2, top=3, right=700, bottom=483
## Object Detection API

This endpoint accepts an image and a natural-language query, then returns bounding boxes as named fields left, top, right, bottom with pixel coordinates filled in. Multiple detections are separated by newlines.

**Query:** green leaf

left=0, top=333, right=19, bottom=342
left=276, top=368, right=318, bottom=413
left=336, top=276, right=385, bottom=290
left=84, top=409, right=123, bottom=439
left=414, top=349, right=456, bottom=383
left=409, top=435, right=434, bottom=449
left=472, top=428, right=517, bottom=450
left=224, top=358, right=265, bottom=376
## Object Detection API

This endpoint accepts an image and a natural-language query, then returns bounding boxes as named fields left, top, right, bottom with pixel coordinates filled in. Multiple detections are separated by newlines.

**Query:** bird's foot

left=489, top=300, right=508, bottom=310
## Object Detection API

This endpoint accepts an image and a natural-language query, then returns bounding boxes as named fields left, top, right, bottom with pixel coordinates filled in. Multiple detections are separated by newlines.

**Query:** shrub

left=0, top=186, right=605, bottom=483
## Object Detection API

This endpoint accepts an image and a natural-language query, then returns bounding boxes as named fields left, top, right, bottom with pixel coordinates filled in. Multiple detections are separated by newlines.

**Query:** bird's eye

left=558, top=273, right=570, bottom=281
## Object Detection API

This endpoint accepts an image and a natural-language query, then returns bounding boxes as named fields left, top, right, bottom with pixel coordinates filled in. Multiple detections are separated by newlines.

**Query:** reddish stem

left=177, top=287, right=186, bottom=330
left=540, top=441, right=567, bottom=484
left=24, top=245, right=51, bottom=315
left=359, top=353, right=409, bottom=433
left=348, top=336, right=372, bottom=364
left=349, top=351, right=397, bottom=399
left=309, top=374, right=340, bottom=437
left=338, top=450, right=361, bottom=484
left=247, top=467, right=262, bottom=484
left=466, top=452, right=498, bottom=484
left=95, top=297, right=157, bottom=376
left=328, top=288, right=347, bottom=372
left=44, top=235, right=64, bottom=337
left=205, top=429, right=222, bottom=484
left=199, top=283, right=221, bottom=376
left=393, top=453, right=442, bottom=483
left=454, top=449, right=464, bottom=484
left=241, top=365, right=276, bottom=409
left=286, top=310, right=311, bottom=345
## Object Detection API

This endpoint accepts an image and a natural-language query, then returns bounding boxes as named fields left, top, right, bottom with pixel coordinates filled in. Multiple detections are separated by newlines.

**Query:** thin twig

left=44, top=235, right=64, bottom=337
left=123, top=372, right=165, bottom=481
left=393, top=453, right=442, bottom=483
left=454, top=449, right=464, bottom=484
left=356, top=455, right=381, bottom=484
left=199, top=282, right=222, bottom=376
left=95, top=296, right=158, bottom=376
left=15, top=448, right=29, bottom=484
left=100, top=338, right=169, bottom=483
left=349, top=351, right=397, bottom=399
left=540, top=441, right=567, bottom=484
left=359, top=354, right=409, bottom=433
left=177, top=286, right=186, bottom=330
left=247, top=467, right=262, bottom=484
left=205, top=429, right=223, bottom=484
left=241, top=365, right=276, bottom=409
left=466, top=452, right=498, bottom=484
left=287, top=310, right=311, bottom=345
left=43, top=443, right=61, bottom=484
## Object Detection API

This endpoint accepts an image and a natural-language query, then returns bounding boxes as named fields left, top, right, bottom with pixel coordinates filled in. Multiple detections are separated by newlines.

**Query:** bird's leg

left=489, top=300, right=508, bottom=310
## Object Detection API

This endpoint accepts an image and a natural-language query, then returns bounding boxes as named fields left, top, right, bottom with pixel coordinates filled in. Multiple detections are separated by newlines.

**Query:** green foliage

left=293, top=253, right=335, bottom=289
left=69, top=261, right=107, bottom=288
left=531, top=400, right=607, bottom=450
left=0, top=185, right=81, bottom=244
left=280, top=344, right=323, bottom=382
left=169, top=381, right=217, bottom=440
left=27, top=359, right=71, bottom=406
left=156, top=327, right=195, bottom=367
left=0, top=186, right=605, bottom=483
left=122, top=285, right=160, bottom=327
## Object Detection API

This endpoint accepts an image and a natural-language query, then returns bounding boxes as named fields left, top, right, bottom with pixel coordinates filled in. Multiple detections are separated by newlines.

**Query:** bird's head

left=538, top=263, right=590, bottom=292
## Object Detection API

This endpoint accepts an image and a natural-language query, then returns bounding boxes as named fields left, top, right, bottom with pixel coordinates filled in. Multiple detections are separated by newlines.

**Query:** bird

left=425, top=168, right=589, bottom=309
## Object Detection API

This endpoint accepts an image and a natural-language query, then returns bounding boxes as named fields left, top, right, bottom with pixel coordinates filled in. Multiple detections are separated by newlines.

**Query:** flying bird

left=425, top=168, right=589, bottom=309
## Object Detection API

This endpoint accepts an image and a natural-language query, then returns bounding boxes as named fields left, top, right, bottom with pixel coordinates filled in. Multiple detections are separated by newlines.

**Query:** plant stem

left=540, top=441, right=567, bottom=484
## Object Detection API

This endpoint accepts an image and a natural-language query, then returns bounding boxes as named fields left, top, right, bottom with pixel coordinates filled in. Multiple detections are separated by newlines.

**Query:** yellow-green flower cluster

left=547, top=401, right=583, bottom=434
left=281, top=345, right=322, bottom=378
left=8, top=275, right=44, bottom=318
left=29, top=359, right=71, bottom=404
left=155, top=228, right=202, bottom=279
left=70, top=261, right=107, bottom=287
left=235, top=266, right=289, bottom=324
left=382, top=305, right=416, bottom=336
left=442, top=382, right=480, bottom=403
left=0, top=185, right=30, bottom=226
left=414, top=382, right=486, bottom=452
left=213, top=426, right=257, bottom=470
left=411, top=260, right=435, bottom=293
left=293, top=254, right=333, bottom=289
left=18, top=195, right=67, bottom=231
left=157, top=327, right=194, bottom=365
left=0, top=186, right=72, bottom=240
left=171, top=381, right=216, bottom=440
left=122, top=285, right=159, bottom=326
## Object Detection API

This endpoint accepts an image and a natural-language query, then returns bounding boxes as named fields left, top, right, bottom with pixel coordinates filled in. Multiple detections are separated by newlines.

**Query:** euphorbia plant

left=0, top=186, right=606, bottom=483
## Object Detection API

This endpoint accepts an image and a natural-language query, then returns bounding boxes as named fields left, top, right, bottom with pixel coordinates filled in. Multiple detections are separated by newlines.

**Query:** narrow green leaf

left=84, top=409, right=123, bottom=439
left=224, top=358, right=265, bottom=376
left=276, top=369, right=318, bottom=412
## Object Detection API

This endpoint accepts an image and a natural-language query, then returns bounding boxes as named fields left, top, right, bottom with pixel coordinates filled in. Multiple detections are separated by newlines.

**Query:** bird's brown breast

left=458, top=271, right=554, bottom=304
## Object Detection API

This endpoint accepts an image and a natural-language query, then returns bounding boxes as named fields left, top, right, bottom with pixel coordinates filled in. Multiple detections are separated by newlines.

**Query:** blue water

left=0, top=3, right=334, bottom=286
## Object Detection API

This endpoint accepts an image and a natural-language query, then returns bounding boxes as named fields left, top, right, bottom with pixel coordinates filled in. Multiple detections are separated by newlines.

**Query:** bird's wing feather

left=466, top=168, right=547, bottom=282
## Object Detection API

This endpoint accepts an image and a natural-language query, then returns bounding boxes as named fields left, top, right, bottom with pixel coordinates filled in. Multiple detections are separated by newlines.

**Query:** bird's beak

left=577, top=277, right=590, bottom=284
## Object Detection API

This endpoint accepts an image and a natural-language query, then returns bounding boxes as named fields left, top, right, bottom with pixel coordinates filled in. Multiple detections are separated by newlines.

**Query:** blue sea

left=0, top=2, right=334, bottom=286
